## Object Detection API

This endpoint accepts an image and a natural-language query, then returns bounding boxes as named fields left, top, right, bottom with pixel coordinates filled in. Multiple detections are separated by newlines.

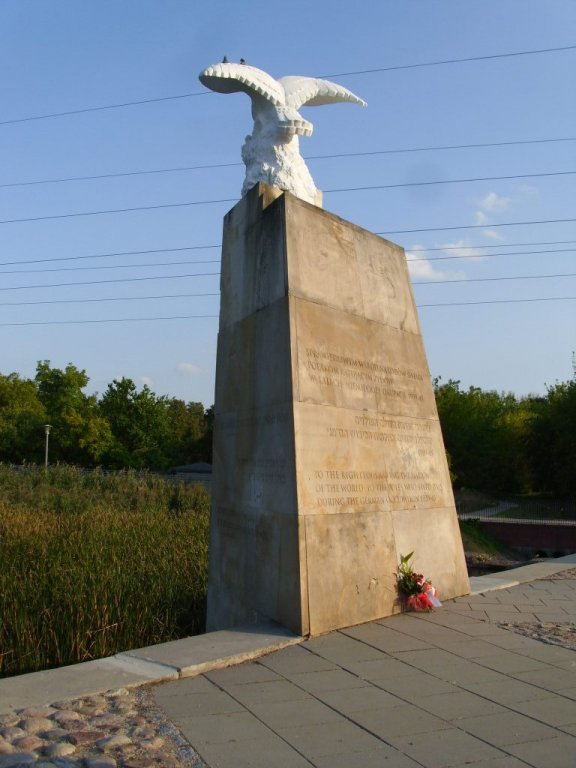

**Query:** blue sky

left=1, top=1, right=574, bottom=406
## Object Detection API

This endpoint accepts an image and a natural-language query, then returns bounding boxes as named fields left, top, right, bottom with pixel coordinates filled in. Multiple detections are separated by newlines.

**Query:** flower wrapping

left=397, top=552, right=442, bottom=612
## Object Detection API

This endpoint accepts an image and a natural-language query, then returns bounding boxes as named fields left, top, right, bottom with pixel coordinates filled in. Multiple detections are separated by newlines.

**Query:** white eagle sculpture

left=199, top=62, right=367, bottom=205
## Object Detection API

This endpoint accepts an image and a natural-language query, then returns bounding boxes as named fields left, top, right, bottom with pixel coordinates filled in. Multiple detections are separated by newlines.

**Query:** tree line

left=1, top=360, right=574, bottom=496
left=0, top=361, right=213, bottom=470
left=434, top=375, right=576, bottom=498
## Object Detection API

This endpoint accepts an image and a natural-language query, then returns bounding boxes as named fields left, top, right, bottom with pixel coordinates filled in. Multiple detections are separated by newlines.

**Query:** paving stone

left=302, top=635, right=387, bottom=665
left=204, top=661, right=280, bottom=686
left=195, top=734, right=312, bottom=768
left=175, top=711, right=274, bottom=746
left=351, top=704, right=454, bottom=739
left=314, top=685, right=401, bottom=713
left=511, top=695, right=576, bottom=726
left=311, top=745, right=422, bottom=767
left=472, top=651, right=550, bottom=674
left=505, top=734, right=576, bottom=767
left=258, top=644, right=338, bottom=674
left=216, top=679, right=312, bottom=706
left=247, top=697, right=345, bottom=728
left=456, top=710, right=559, bottom=745
left=154, top=688, right=245, bottom=717
left=276, top=720, right=385, bottom=758
left=415, top=690, right=508, bottom=721
left=341, top=623, right=432, bottom=652
left=387, top=728, right=506, bottom=767
left=462, top=677, right=561, bottom=704
left=288, top=668, right=371, bottom=693
left=511, top=666, right=576, bottom=691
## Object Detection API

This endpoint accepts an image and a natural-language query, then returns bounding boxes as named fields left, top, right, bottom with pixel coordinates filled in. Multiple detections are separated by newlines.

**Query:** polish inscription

left=304, top=347, right=426, bottom=403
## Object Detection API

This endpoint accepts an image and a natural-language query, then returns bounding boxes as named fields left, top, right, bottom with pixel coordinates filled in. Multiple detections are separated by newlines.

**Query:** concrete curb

left=468, top=552, right=576, bottom=595
left=0, top=621, right=301, bottom=714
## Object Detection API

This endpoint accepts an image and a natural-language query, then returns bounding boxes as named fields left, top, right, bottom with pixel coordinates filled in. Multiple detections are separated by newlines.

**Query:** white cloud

left=518, top=184, right=539, bottom=197
left=406, top=245, right=465, bottom=281
left=474, top=210, right=488, bottom=225
left=140, top=375, right=154, bottom=388
left=479, top=191, right=511, bottom=213
left=482, top=229, right=505, bottom=242
left=438, top=240, right=485, bottom=261
left=176, top=362, right=202, bottom=377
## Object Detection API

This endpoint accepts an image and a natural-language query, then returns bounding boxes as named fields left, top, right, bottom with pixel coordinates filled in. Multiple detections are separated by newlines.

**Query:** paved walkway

left=1, top=556, right=576, bottom=767
left=154, top=564, right=576, bottom=768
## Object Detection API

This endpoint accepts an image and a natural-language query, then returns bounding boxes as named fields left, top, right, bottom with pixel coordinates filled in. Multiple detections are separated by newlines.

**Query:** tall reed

left=0, top=465, right=210, bottom=678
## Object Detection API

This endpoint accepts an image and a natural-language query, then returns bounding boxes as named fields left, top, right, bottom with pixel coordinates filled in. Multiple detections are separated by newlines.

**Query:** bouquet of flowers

left=397, top=552, right=442, bottom=611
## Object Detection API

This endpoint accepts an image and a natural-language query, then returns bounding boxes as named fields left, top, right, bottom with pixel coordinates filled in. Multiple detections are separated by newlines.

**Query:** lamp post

left=44, top=424, right=52, bottom=472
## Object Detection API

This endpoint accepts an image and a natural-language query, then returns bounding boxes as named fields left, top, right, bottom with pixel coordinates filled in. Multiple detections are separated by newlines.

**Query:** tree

left=434, top=379, right=531, bottom=494
left=530, top=379, right=576, bottom=497
left=0, top=373, right=46, bottom=463
left=35, top=361, right=112, bottom=465
left=99, top=378, right=175, bottom=469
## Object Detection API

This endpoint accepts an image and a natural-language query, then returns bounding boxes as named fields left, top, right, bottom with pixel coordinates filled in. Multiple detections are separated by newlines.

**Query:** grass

left=0, top=464, right=210, bottom=678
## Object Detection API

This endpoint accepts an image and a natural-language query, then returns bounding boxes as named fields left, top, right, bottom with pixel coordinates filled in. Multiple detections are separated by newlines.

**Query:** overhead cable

left=3, top=137, right=575, bottom=189
left=2, top=170, right=575, bottom=227
left=3, top=44, right=573, bottom=127
left=4, top=240, right=575, bottom=269
left=2, top=296, right=575, bottom=326
left=413, top=272, right=576, bottom=285
left=0, top=272, right=220, bottom=292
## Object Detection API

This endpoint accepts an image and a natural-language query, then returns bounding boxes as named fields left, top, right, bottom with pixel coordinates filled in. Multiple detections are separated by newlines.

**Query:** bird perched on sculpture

left=199, top=61, right=367, bottom=205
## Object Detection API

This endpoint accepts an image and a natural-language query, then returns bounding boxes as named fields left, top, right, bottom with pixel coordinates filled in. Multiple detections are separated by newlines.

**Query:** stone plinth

left=207, top=184, right=470, bottom=636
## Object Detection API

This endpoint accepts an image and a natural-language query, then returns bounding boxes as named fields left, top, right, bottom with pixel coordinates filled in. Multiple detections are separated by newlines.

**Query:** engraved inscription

left=312, top=467, right=445, bottom=509
left=304, top=347, right=425, bottom=402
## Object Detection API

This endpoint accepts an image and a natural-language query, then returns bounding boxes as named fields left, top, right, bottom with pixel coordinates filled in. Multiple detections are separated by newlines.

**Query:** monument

left=201, top=62, right=470, bottom=636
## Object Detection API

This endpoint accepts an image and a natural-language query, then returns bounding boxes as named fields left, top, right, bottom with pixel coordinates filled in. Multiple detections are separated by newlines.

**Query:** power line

left=4, top=239, right=575, bottom=270
left=0, top=292, right=220, bottom=308
left=0, top=199, right=237, bottom=226
left=0, top=258, right=220, bottom=276
left=418, top=296, right=576, bottom=308
left=1, top=269, right=573, bottom=302
left=0, top=272, right=220, bottom=292
left=4, top=247, right=573, bottom=276
left=325, top=170, right=576, bottom=195
left=3, top=137, right=575, bottom=189
left=379, top=218, right=576, bottom=236
left=411, top=239, right=576, bottom=253
left=3, top=44, right=573, bottom=128
left=0, top=245, right=220, bottom=268
left=0, top=91, right=210, bottom=127
left=2, top=296, right=575, bottom=326
left=409, top=247, right=576, bottom=263
left=2, top=171, right=575, bottom=227
left=0, top=314, right=219, bottom=327
left=323, top=44, right=576, bottom=78
left=413, top=272, right=576, bottom=285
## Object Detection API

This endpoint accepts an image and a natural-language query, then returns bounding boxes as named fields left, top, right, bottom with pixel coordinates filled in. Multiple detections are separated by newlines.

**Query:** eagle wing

left=199, top=63, right=286, bottom=106
left=279, top=76, right=367, bottom=109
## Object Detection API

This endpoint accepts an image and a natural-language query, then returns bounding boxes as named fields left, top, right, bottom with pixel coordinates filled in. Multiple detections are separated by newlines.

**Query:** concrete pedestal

left=207, top=184, right=469, bottom=636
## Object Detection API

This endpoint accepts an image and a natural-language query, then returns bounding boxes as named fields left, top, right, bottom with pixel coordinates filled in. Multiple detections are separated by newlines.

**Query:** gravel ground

left=497, top=567, right=576, bottom=651
left=0, top=686, right=206, bottom=768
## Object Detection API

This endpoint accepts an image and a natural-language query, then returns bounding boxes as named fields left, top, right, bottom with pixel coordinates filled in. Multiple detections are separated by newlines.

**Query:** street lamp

left=44, top=424, right=52, bottom=472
